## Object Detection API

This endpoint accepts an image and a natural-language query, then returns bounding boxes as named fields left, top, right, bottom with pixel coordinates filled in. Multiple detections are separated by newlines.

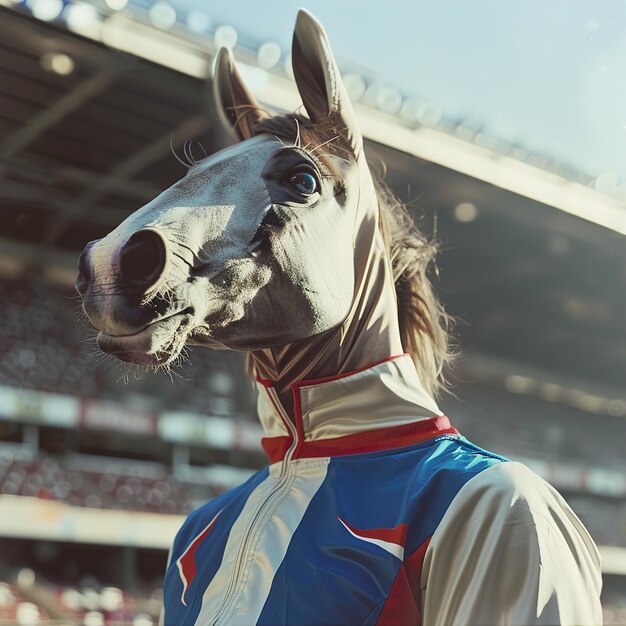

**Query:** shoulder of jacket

left=452, top=460, right=555, bottom=506
left=428, top=460, right=599, bottom=563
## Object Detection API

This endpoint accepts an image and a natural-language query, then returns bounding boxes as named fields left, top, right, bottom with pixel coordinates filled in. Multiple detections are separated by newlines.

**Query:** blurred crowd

left=0, top=575, right=160, bottom=626
left=0, top=447, right=220, bottom=515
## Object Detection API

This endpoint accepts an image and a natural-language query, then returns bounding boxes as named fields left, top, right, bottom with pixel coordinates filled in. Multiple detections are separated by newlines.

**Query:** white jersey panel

left=194, top=457, right=330, bottom=626
left=421, top=461, right=602, bottom=626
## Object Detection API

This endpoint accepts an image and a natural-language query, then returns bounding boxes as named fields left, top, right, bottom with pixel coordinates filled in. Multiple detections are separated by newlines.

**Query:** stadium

left=0, top=1, right=625, bottom=624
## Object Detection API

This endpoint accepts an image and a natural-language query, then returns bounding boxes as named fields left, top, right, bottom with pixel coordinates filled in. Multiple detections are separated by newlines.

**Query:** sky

left=144, top=0, right=626, bottom=188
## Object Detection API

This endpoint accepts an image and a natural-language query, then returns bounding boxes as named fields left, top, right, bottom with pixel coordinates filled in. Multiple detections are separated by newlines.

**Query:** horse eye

left=288, top=171, right=318, bottom=195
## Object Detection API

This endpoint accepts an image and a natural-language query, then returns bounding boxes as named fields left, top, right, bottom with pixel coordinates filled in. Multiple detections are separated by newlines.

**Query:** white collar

left=256, top=355, right=453, bottom=463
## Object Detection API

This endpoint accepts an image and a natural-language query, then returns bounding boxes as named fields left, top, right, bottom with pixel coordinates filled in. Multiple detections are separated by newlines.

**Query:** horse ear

left=212, top=47, right=267, bottom=141
left=292, top=10, right=363, bottom=154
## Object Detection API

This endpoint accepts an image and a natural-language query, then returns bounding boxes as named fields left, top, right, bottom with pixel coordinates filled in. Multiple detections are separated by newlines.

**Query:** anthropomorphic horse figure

left=77, top=11, right=602, bottom=626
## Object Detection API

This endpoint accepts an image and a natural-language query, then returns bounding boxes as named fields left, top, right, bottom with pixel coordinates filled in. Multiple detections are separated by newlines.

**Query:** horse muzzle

left=76, top=230, right=193, bottom=363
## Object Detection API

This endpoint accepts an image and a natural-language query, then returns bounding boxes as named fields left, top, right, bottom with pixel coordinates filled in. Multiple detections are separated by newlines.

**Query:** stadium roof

left=0, top=5, right=624, bottom=396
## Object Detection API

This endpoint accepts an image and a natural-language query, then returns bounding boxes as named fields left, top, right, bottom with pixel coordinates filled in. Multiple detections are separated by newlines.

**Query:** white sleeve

left=421, top=462, right=602, bottom=626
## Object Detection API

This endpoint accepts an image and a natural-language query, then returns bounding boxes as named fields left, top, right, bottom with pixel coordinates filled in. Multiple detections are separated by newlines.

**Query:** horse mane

left=235, top=109, right=454, bottom=396
left=376, top=182, right=455, bottom=396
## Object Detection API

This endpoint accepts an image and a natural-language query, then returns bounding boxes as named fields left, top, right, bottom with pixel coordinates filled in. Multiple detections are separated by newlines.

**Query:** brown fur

left=237, top=110, right=454, bottom=396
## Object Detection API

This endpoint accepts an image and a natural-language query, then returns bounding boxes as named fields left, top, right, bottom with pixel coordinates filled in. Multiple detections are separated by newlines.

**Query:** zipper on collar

left=267, top=386, right=299, bottom=472
left=210, top=387, right=298, bottom=625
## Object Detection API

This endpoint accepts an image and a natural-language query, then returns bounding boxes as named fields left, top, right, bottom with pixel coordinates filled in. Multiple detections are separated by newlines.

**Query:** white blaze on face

left=102, top=135, right=277, bottom=270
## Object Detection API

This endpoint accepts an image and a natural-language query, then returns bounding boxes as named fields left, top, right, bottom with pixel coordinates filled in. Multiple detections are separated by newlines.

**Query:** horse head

left=77, top=11, right=450, bottom=400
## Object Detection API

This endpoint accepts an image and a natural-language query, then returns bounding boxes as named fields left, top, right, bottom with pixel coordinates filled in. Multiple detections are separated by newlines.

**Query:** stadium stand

left=448, top=381, right=626, bottom=472
left=0, top=450, right=218, bottom=514
left=0, top=278, right=100, bottom=398
left=0, top=276, right=256, bottom=417
left=0, top=581, right=50, bottom=625
left=0, top=575, right=160, bottom=625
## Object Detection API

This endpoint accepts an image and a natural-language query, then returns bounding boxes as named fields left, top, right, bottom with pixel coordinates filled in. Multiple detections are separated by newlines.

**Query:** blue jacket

left=163, top=356, right=602, bottom=625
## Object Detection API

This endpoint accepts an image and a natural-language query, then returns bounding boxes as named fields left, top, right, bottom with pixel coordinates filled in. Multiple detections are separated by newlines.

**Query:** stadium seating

left=447, top=382, right=626, bottom=472
left=0, top=582, right=50, bottom=625
left=0, top=576, right=160, bottom=625
left=0, top=448, right=222, bottom=515
left=0, top=277, right=255, bottom=417
left=0, top=278, right=100, bottom=397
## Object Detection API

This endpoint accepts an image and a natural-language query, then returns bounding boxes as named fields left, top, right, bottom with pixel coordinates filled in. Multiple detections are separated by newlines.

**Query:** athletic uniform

left=163, top=355, right=602, bottom=625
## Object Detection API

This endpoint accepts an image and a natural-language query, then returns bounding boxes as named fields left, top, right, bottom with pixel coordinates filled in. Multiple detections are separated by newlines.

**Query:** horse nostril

left=76, top=239, right=98, bottom=295
left=119, top=230, right=167, bottom=288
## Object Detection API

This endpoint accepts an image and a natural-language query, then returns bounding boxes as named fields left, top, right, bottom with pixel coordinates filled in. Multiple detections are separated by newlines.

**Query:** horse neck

left=250, top=184, right=403, bottom=420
